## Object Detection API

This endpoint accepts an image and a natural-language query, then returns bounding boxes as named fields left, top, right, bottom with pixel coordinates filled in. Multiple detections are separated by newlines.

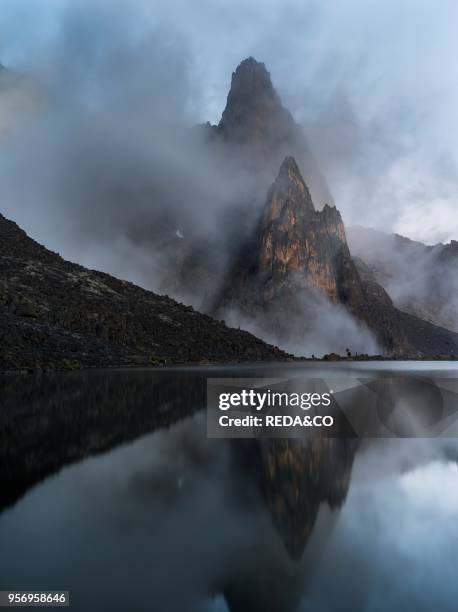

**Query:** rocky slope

left=0, top=213, right=289, bottom=371
left=216, top=157, right=458, bottom=357
left=347, top=226, right=458, bottom=333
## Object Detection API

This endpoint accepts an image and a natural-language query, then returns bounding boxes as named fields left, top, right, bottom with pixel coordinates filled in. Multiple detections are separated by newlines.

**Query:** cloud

left=0, top=1, right=272, bottom=298
left=221, top=288, right=381, bottom=358
left=0, top=0, right=456, bottom=287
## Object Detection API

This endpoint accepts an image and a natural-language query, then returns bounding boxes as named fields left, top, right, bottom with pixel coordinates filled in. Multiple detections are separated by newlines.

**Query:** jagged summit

left=217, top=57, right=295, bottom=148
left=257, top=158, right=349, bottom=295
left=235, top=56, right=268, bottom=73
left=276, top=155, right=310, bottom=189
left=264, top=156, right=315, bottom=221
left=216, top=156, right=358, bottom=315
left=278, top=155, right=302, bottom=179
left=197, top=58, right=335, bottom=206
left=210, top=58, right=334, bottom=206
left=221, top=57, right=277, bottom=108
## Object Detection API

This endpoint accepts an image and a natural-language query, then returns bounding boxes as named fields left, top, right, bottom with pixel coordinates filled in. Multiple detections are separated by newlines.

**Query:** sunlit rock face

left=216, top=156, right=370, bottom=333
left=257, top=156, right=355, bottom=302
left=216, top=156, right=458, bottom=356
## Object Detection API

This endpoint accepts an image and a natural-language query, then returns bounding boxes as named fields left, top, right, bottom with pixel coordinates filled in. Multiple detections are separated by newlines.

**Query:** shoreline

left=1, top=354, right=457, bottom=376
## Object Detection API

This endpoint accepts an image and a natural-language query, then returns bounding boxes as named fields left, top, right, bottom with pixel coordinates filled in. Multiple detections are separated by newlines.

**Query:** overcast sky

left=1, top=0, right=457, bottom=245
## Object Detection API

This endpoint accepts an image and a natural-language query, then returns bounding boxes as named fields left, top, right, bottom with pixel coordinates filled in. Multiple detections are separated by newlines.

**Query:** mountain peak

left=257, top=158, right=316, bottom=240
left=269, top=156, right=314, bottom=212
left=277, top=155, right=302, bottom=181
left=0, top=212, right=59, bottom=263
left=229, top=57, right=273, bottom=95
left=211, top=58, right=334, bottom=208
left=217, top=57, right=292, bottom=147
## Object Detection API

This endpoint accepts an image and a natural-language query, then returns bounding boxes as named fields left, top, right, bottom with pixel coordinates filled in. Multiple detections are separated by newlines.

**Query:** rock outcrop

left=216, top=157, right=458, bottom=357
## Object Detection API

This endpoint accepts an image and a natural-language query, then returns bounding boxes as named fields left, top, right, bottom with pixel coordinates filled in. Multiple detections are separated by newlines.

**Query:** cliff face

left=0, top=213, right=289, bottom=371
left=256, top=157, right=357, bottom=302
left=216, top=157, right=458, bottom=357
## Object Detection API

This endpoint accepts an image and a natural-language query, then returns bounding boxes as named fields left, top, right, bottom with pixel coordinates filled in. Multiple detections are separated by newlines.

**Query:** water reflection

left=1, top=365, right=458, bottom=612
left=0, top=369, right=206, bottom=510
left=258, top=439, right=357, bottom=559
left=221, top=437, right=358, bottom=612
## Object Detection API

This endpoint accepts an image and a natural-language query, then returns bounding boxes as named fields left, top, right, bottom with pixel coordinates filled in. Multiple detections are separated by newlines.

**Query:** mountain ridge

left=0, top=212, right=289, bottom=371
left=347, top=225, right=458, bottom=332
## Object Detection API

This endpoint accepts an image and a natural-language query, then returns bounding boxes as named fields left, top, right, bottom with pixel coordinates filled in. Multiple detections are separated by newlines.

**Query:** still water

left=1, top=363, right=458, bottom=612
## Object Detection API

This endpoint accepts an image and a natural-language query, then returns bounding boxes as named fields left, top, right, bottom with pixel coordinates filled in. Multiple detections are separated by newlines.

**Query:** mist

left=0, top=8, right=273, bottom=302
left=221, top=288, right=381, bottom=358
left=348, top=226, right=458, bottom=333
left=0, top=0, right=456, bottom=356
left=1, top=0, right=457, bottom=248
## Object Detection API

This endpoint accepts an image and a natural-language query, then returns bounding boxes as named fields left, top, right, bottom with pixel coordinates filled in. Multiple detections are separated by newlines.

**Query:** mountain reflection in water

left=1, top=364, right=458, bottom=612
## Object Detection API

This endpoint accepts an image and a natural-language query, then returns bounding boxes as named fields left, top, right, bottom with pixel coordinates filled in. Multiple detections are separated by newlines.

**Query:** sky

left=0, top=0, right=457, bottom=254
